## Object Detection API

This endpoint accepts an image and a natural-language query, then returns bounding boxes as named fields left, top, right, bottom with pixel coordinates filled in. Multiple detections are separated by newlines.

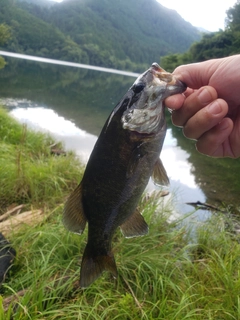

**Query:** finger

left=165, top=88, right=193, bottom=110
left=196, top=118, right=234, bottom=157
left=183, top=99, right=228, bottom=140
left=173, top=59, right=222, bottom=89
left=172, top=86, right=218, bottom=127
left=165, top=93, right=185, bottom=110
left=229, top=108, right=240, bottom=157
left=183, top=88, right=196, bottom=98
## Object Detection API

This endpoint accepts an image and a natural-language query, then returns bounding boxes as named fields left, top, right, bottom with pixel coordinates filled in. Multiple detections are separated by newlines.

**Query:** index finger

left=172, top=59, right=222, bottom=89
left=165, top=93, right=184, bottom=110
left=165, top=88, right=193, bottom=110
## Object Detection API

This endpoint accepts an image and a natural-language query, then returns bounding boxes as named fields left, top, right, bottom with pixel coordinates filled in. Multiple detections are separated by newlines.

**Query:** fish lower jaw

left=122, top=111, right=164, bottom=135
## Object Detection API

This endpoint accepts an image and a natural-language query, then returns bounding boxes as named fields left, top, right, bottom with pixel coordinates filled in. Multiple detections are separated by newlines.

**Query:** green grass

left=0, top=107, right=83, bottom=210
left=1, top=108, right=240, bottom=319
left=1, top=202, right=240, bottom=319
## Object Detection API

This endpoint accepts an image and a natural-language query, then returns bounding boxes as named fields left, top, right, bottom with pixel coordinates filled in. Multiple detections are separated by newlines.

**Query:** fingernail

left=198, top=88, right=212, bottom=104
left=207, top=101, right=222, bottom=114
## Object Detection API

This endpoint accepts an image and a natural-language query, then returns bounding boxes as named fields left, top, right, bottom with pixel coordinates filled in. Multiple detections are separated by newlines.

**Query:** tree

left=0, top=23, right=12, bottom=45
left=0, top=23, right=12, bottom=69
left=226, top=0, right=240, bottom=31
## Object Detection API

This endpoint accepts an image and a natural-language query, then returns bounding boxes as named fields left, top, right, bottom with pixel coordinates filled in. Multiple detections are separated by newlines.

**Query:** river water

left=0, top=57, right=239, bottom=223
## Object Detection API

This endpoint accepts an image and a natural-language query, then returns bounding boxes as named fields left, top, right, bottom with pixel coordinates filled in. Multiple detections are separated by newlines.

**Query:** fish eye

left=132, top=83, right=145, bottom=94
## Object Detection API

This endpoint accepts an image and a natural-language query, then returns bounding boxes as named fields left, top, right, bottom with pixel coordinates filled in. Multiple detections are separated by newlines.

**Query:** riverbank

left=1, top=108, right=240, bottom=319
left=0, top=107, right=83, bottom=211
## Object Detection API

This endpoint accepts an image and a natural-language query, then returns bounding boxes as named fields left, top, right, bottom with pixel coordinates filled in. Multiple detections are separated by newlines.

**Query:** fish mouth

left=121, top=63, right=186, bottom=134
left=166, top=79, right=187, bottom=95
left=151, top=63, right=187, bottom=95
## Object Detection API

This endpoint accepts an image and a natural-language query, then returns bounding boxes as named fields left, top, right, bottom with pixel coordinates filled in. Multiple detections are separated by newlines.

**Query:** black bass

left=63, top=63, right=186, bottom=287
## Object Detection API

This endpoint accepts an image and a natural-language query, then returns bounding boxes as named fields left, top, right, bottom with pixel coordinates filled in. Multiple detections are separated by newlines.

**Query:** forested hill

left=0, top=0, right=200, bottom=71
left=160, top=1, right=240, bottom=72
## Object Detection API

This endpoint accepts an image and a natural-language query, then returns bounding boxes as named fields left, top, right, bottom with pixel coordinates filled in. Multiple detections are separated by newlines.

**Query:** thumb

left=172, top=59, right=222, bottom=89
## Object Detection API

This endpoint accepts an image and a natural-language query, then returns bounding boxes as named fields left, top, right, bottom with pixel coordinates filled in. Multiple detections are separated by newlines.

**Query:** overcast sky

left=52, top=0, right=237, bottom=32
left=157, top=0, right=237, bottom=31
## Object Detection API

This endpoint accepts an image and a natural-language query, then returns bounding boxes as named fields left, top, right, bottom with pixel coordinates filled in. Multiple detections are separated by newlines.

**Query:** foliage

left=0, top=0, right=88, bottom=64
left=0, top=107, right=83, bottom=210
left=0, top=0, right=200, bottom=71
left=0, top=23, right=11, bottom=46
left=226, top=0, right=240, bottom=32
left=43, top=0, right=199, bottom=66
left=0, top=56, right=6, bottom=70
left=161, top=1, right=240, bottom=71
left=0, top=23, right=12, bottom=69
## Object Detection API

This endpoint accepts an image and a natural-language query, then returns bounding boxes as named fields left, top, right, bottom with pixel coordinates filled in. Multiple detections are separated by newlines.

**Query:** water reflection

left=8, top=104, right=97, bottom=163
left=7, top=100, right=209, bottom=222
left=0, top=50, right=140, bottom=77
left=1, top=58, right=238, bottom=220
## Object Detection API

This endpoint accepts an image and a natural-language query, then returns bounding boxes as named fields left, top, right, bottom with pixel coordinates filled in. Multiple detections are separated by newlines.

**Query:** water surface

left=0, top=57, right=239, bottom=221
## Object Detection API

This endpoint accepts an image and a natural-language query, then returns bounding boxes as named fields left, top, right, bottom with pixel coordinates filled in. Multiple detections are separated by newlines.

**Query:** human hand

left=165, top=55, right=240, bottom=158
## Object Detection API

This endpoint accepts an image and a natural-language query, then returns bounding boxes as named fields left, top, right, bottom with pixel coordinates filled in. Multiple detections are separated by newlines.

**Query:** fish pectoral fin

left=126, top=143, right=146, bottom=178
left=120, top=208, right=148, bottom=238
left=63, top=183, right=87, bottom=234
left=80, top=244, right=118, bottom=288
left=151, top=158, right=169, bottom=187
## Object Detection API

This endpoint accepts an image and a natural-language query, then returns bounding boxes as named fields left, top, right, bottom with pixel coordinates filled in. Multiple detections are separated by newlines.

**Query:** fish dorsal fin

left=151, top=158, right=169, bottom=187
left=63, top=183, right=87, bottom=234
left=120, top=208, right=148, bottom=238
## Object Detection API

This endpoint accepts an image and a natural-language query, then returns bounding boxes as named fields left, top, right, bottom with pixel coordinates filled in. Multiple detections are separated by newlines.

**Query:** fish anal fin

left=80, top=245, right=117, bottom=288
left=63, top=183, right=87, bottom=234
left=152, top=157, right=169, bottom=187
left=120, top=208, right=148, bottom=238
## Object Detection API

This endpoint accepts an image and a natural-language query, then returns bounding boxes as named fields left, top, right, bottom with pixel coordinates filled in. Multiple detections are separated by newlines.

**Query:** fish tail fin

left=80, top=244, right=118, bottom=288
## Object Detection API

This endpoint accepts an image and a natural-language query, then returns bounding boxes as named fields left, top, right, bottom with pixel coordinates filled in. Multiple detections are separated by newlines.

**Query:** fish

left=63, top=63, right=186, bottom=288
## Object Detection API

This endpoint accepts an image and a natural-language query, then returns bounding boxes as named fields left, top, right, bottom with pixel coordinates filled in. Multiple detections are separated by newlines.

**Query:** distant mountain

left=197, top=27, right=211, bottom=33
left=0, top=0, right=201, bottom=71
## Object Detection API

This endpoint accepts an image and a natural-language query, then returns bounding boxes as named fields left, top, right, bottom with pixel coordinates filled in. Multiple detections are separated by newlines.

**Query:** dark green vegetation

left=161, top=0, right=240, bottom=71
left=0, top=0, right=200, bottom=71
left=0, top=0, right=89, bottom=65
left=0, top=107, right=83, bottom=211
left=0, top=24, right=11, bottom=47
left=0, top=23, right=11, bottom=69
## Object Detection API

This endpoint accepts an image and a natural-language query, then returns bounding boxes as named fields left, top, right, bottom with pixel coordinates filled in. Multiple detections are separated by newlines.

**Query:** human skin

left=165, top=55, right=240, bottom=158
